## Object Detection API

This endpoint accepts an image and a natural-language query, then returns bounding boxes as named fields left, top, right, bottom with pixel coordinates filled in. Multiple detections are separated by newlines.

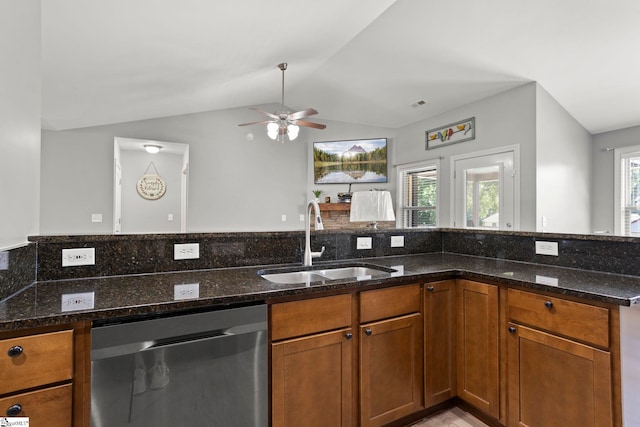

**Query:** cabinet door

left=457, top=280, right=499, bottom=418
left=272, top=328, right=353, bottom=427
left=507, top=323, right=612, bottom=427
left=424, top=280, right=456, bottom=407
left=360, top=313, right=423, bottom=427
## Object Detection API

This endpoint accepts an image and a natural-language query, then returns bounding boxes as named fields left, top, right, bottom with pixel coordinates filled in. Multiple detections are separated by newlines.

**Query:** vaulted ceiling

left=41, top=0, right=640, bottom=134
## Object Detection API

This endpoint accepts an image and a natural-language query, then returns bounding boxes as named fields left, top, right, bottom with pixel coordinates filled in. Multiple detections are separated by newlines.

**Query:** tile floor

left=410, top=407, right=489, bottom=427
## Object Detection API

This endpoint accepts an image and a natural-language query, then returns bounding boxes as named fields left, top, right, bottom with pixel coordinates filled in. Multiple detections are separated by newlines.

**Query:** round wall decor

left=137, top=174, right=166, bottom=200
left=137, top=162, right=166, bottom=200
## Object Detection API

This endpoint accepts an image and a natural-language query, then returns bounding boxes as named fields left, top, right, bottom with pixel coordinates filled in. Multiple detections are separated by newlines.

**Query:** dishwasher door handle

left=144, top=330, right=231, bottom=351
left=92, top=322, right=266, bottom=361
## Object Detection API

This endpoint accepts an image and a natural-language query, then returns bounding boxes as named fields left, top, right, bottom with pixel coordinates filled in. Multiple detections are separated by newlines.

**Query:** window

left=397, top=161, right=438, bottom=228
left=615, top=146, right=640, bottom=236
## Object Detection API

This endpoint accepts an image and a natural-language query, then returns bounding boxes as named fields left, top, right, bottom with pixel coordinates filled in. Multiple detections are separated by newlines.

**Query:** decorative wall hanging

left=137, top=161, right=166, bottom=200
left=425, top=117, right=475, bottom=150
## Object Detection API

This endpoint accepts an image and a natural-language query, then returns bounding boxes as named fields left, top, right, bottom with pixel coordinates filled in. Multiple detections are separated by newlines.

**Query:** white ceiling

left=41, top=0, right=640, bottom=134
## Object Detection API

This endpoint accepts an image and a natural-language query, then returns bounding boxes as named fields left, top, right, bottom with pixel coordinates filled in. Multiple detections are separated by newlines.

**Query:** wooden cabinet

left=0, top=324, right=90, bottom=427
left=271, top=294, right=354, bottom=427
left=456, top=279, right=500, bottom=419
left=507, top=289, right=613, bottom=427
left=359, top=284, right=423, bottom=427
left=424, top=280, right=456, bottom=407
left=272, top=328, right=353, bottom=427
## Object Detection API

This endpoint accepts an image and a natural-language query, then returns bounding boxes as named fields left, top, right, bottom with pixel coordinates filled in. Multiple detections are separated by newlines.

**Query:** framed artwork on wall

left=426, top=117, right=475, bottom=150
left=313, top=137, right=388, bottom=184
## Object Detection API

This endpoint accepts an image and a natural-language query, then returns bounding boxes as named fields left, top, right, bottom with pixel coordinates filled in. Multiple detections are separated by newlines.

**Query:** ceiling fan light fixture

left=238, top=62, right=326, bottom=142
left=267, top=122, right=279, bottom=140
left=287, top=124, right=299, bottom=140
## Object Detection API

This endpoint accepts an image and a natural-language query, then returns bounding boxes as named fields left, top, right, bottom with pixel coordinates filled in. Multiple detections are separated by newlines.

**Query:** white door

left=114, top=159, right=122, bottom=234
left=453, top=149, right=517, bottom=230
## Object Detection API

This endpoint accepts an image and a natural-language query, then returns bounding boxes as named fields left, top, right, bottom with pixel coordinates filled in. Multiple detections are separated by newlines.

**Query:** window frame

left=614, top=144, right=640, bottom=235
left=395, top=159, right=440, bottom=229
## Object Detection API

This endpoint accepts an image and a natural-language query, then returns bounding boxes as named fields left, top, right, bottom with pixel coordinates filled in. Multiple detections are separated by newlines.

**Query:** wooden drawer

left=271, top=294, right=352, bottom=341
left=0, top=384, right=72, bottom=427
left=0, top=330, right=74, bottom=395
left=508, top=289, right=609, bottom=348
left=360, top=284, right=421, bottom=324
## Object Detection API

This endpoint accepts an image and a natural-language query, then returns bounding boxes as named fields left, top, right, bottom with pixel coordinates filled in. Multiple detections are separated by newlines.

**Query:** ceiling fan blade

left=238, top=119, right=275, bottom=127
left=249, top=107, right=279, bottom=120
left=288, top=108, right=319, bottom=121
left=292, top=119, right=327, bottom=130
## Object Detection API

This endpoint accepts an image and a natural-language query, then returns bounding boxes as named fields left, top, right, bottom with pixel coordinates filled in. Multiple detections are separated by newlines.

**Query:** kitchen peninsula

left=2, top=228, right=640, bottom=426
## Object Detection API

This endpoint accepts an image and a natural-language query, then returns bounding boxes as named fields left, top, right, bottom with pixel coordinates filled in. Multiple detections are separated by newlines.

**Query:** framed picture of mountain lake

left=313, top=138, right=388, bottom=184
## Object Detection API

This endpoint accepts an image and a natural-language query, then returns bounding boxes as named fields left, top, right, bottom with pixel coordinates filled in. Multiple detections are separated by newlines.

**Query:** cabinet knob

left=544, top=301, right=554, bottom=309
left=7, top=345, right=23, bottom=358
left=7, top=404, right=22, bottom=417
left=365, top=328, right=372, bottom=336
left=427, top=286, right=434, bottom=292
left=508, top=326, right=517, bottom=334
left=345, top=332, right=353, bottom=340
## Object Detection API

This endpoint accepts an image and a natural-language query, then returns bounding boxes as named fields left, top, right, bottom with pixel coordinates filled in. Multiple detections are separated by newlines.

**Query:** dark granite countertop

left=3, top=253, right=640, bottom=332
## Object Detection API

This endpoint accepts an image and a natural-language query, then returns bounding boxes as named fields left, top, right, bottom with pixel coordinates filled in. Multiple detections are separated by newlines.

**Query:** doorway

left=451, top=146, right=519, bottom=230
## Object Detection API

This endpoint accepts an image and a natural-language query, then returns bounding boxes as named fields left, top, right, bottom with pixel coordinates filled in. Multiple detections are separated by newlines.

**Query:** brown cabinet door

left=457, top=279, right=499, bottom=419
left=507, top=323, right=613, bottom=427
left=424, top=280, right=457, bottom=407
left=272, top=328, right=353, bottom=427
left=360, top=313, right=424, bottom=427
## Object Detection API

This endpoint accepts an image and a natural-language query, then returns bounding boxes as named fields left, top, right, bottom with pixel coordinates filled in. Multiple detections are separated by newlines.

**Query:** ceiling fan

left=239, top=62, right=326, bottom=142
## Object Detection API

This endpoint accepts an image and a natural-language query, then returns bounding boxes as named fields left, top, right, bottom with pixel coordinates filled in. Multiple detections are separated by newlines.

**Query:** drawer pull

left=345, top=332, right=353, bottom=340
left=7, top=345, right=23, bottom=358
left=7, top=404, right=22, bottom=417
left=544, top=301, right=554, bottom=309
left=426, top=286, right=434, bottom=292
left=365, top=328, right=373, bottom=336
left=508, top=326, right=517, bottom=334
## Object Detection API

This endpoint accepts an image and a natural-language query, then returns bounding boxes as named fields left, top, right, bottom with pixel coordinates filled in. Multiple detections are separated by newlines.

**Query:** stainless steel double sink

left=258, top=263, right=397, bottom=284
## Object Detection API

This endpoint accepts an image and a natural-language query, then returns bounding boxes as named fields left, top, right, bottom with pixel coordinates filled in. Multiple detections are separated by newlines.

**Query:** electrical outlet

left=174, top=243, right=200, bottom=260
left=62, top=248, right=95, bottom=267
left=281, top=214, right=287, bottom=222
left=91, top=213, right=103, bottom=223
left=356, top=237, right=372, bottom=250
left=535, top=241, right=558, bottom=256
left=391, top=235, right=405, bottom=248
left=174, top=283, right=200, bottom=300
left=61, top=292, right=95, bottom=312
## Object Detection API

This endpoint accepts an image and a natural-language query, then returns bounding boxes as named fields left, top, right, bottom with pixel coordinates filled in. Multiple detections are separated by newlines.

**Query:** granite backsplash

left=30, top=229, right=440, bottom=281
left=0, top=244, right=37, bottom=301
left=6, top=228, right=640, bottom=286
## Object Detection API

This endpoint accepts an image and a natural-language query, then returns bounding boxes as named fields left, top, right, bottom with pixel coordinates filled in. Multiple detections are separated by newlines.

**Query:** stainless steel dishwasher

left=90, top=304, right=267, bottom=427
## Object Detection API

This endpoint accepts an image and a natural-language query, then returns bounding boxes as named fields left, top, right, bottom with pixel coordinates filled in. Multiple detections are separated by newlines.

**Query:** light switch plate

left=356, top=237, right=372, bottom=250
left=174, top=243, right=200, bottom=260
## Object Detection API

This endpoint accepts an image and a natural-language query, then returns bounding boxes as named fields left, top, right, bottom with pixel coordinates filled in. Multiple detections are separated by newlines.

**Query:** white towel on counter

left=350, top=191, right=395, bottom=222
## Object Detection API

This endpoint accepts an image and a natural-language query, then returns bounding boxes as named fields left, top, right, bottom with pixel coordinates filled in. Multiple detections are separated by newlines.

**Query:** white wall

left=535, top=84, right=592, bottom=234
left=591, top=125, right=640, bottom=234
left=0, top=0, right=41, bottom=249
left=394, top=83, right=537, bottom=230
left=41, top=105, right=395, bottom=233
left=120, top=150, right=183, bottom=233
